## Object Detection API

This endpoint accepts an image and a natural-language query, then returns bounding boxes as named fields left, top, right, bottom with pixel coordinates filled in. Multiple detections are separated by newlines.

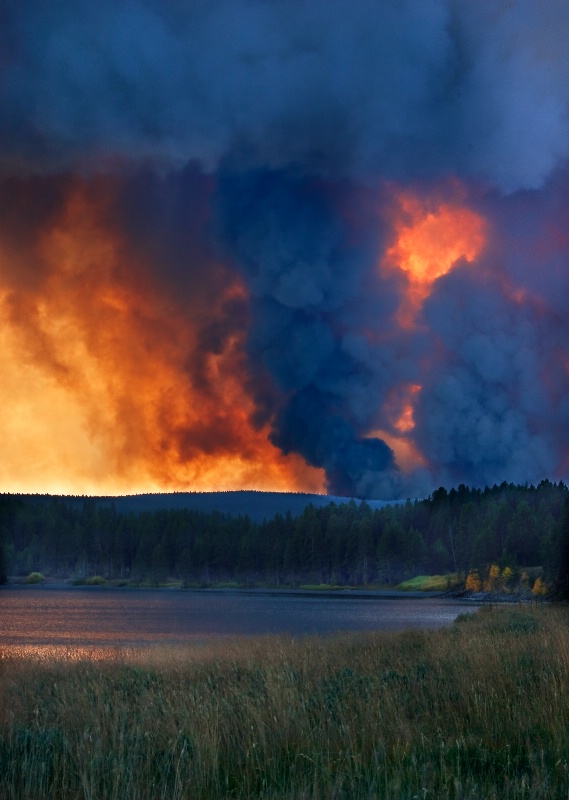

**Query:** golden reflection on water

left=0, top=590, right=231, bottom=656
left=0, top=636, right=233, bottom=664
left=0, top=635, right=290, bottom=667
left=0, top=644, right=131, bottom=662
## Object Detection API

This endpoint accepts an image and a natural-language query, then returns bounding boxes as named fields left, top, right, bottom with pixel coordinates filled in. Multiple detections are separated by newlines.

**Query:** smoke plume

left=1, top=0, right=569, bottom=496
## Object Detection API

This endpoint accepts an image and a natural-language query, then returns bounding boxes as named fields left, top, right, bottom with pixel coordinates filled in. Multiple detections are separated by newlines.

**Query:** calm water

left=0, top=587, right=478, bottom=653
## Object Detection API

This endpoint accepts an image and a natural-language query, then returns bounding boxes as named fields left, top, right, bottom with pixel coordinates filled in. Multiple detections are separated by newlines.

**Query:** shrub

left=25, top=572, right=45, bottom=584
left=85, top=575, right=107, bottom=585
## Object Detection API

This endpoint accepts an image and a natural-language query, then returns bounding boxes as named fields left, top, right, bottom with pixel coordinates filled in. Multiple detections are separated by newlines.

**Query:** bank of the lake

left=0, top=605, right=567, bottom=799
left=4, top=577, right=446, bottom=598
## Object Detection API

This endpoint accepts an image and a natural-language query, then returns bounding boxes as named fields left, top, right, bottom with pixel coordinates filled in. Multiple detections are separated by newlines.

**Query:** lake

left=0, top=587, right=479, bottom=655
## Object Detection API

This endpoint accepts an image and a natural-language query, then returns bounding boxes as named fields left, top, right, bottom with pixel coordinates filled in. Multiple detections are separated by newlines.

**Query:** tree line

left=1, top=480, right=568, bottom=586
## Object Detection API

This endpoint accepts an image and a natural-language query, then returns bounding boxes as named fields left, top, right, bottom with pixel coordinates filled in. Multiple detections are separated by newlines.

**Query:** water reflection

left=0, top=587, right=479, bottom=660
left=0, top=643, right=127, bottom=661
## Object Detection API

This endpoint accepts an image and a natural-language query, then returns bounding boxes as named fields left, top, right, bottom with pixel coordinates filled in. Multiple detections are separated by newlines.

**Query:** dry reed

left=1, top=605, right=569, bottom=798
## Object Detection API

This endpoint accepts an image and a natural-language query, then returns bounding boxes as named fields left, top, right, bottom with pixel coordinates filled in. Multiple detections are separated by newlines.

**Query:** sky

left=1, top=0, right=569, bottom=498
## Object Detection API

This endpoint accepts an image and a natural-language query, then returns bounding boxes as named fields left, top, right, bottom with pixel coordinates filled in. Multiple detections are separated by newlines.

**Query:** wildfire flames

left=0, top=178, right=324, bottom=494
left=3, top=1, right=569, bottom=497
left=373, top=190, right=488, bottom=476
left=384, top=189, right=488, bottom=329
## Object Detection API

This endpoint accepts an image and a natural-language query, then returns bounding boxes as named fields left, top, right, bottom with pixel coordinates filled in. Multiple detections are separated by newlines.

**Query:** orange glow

left=372, top=383, right=425, bottom=474
left=384, top=189, right=487, bottom=326
left=393, top=384, right=421, bottom=433
left=0, top=180, right=324, bottom=495
left=371, top=429, right=427, bottom=474
left=382, top=383, right=421, bottom=435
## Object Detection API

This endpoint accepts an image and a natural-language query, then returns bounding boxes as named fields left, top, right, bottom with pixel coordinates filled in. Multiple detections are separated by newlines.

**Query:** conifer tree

left=0, top=528, right=6, bottom=584
left=553, top=498, right=569, bottom=599
left=0, top=495, right=15, bottom=584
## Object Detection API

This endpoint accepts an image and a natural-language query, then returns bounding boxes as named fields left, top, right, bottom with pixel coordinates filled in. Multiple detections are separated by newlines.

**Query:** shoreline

left=2, top=580, right=444, bottom=599
left=1, top=579, right=539, bottom=603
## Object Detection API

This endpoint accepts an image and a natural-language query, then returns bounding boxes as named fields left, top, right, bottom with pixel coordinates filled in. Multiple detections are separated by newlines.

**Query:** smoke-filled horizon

left=1, top=0, right=569, bottom=498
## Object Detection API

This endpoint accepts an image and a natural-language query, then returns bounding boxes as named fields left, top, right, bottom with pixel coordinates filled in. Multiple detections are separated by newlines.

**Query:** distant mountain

left=85, top=490, right=398, bottom=523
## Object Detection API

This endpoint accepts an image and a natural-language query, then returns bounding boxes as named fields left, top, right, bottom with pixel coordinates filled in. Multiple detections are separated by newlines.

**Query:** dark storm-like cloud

left=0, top=0, right=450, bottom=178
left=2, top=0, right=569, bottom=189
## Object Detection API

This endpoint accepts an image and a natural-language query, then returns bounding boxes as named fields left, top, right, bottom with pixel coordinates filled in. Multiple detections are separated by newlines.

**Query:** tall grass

left=2, top=606, right=569, bottom=798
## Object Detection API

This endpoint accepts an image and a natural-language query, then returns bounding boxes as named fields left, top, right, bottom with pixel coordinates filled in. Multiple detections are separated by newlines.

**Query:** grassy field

left=395, top=574, right=459, bottom=592
left=1, top=605, right=569, bottom=798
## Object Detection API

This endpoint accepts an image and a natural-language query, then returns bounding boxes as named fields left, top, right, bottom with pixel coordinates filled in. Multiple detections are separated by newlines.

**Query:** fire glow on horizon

left=2, top=1, right=569, bottom=498
left=0, top=177, right=494, bottom=493
left=0, top=178, right=325, bottom=495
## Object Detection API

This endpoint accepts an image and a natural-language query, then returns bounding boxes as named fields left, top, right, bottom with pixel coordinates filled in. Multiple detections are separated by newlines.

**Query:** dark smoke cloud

left=3, top=0, right=569, bottom=189
left=214, top=167, right=404, bottom=496
left=2, top=1, right=569, bottom=496
left=416, top=263, right=559, bottom=488
left=271, top=386, right=395, bottom=498
left=412, top=176, right=569, bottom=492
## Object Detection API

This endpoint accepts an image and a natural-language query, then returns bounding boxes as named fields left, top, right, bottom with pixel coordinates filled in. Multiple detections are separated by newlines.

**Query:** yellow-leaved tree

left=465, top=569, right=481, bottom=592
left=501, top=566, right=514, bottom=592
left=484, top=564, right=501, bottom=592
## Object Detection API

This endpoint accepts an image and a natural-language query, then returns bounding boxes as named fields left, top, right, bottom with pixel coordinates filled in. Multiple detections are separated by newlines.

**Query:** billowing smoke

left=1, top=0, right=569, bottom=497
left=213, top=167, right=402, bottom=496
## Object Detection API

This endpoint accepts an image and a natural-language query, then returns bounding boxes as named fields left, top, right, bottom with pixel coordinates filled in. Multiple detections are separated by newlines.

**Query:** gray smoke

left=3, top=0, right=569, bottom=190
left=213, top=166, right=408, bottom=496
left=2, top=0, right=569, bottom=495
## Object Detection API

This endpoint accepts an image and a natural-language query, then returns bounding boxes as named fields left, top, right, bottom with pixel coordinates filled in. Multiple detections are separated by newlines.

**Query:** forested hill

left=1, top=480, right=568, bottom=586
left=16, top=491, right=394, bottom=523
left=95, top=491, right=394, bottom=521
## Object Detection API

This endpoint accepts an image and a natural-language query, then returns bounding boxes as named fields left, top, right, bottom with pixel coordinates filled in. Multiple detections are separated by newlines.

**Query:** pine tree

left=0, top=528, right=6, bottom=584
left=553, top=498, right=569, bottom=599
left=0, top=495, right=16, bottom=584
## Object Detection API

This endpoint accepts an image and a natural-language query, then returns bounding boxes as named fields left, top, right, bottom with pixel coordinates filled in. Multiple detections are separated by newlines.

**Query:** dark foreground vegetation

left=1, top=605, right=568, bottom=799
left=1, top=480, right=569, bottom=587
